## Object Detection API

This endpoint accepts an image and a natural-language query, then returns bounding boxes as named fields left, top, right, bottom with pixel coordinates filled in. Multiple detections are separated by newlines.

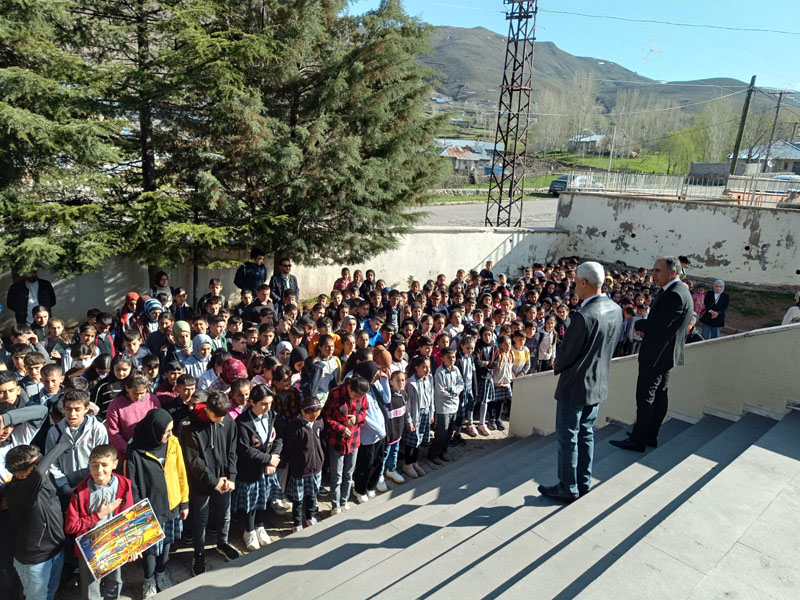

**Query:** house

left=568, top=133, right=605, bottom=154
left=438, top=143, right=493, bottom=173
left=434, top=138, right=505, bottom=156
left=731, top=141, right=800, bottom=174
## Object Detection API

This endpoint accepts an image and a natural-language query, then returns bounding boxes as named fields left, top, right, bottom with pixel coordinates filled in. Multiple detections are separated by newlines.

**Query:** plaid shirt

left=324, top=384, right=369, bottom=455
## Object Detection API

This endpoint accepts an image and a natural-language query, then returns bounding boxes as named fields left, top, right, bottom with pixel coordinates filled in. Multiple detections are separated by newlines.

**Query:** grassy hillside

left=423, top=26, right=774, bottom=113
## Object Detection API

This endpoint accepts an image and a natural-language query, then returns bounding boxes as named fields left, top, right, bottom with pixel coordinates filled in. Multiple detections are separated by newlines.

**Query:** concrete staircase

left=158, top=412, right=800, bottom=600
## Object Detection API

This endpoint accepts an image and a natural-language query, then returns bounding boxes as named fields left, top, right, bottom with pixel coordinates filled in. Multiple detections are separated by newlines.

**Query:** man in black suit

left=538, top=262, right=623, bottom=503
left=611, top=256, right=693, bottom=452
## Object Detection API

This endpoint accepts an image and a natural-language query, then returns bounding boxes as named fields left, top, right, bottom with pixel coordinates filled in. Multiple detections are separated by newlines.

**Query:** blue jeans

left=555, top=402, right=599, bottom=497
left=329, top=448, right=358, bottom=508
left=14, top=551, right=64, bottom=600
left=381, top=442, right=399, bottom=473
left=701, top=324, right=720, bottom=339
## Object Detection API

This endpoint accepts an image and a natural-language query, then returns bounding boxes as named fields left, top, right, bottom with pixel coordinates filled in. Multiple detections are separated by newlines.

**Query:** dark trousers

left=404, top=444, right=421, bottom=464
left=291, top=496, right=318, bottom=527
left=353, top=439, right=386, bottom=495
left=0, top=509, right=21, bottom=599
left=190, top=490, right=232, bottom=554
left=79, top=560, right=121, bottom=600
left=556, top=401, right=599, bottom=496
left=429, top=412, right=456, bottom=459
left=632, top=366, right=671, bottom=445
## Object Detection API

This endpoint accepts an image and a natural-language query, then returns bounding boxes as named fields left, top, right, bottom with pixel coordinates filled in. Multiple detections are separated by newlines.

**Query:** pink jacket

left=105, top=393, right=162, bottom=458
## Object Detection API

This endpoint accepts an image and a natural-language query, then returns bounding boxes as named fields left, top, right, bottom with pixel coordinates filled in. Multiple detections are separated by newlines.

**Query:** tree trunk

left=137, top=0, right=156, bottom=193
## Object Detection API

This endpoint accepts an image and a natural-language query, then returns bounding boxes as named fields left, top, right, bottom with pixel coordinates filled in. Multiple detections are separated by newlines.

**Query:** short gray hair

left=576, top=261, right=605, bottom=288
left=657, top=256, right=679, bottom=275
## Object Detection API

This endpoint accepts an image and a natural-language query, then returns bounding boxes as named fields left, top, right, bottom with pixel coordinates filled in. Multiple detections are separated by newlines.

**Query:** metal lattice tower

left=485, top=0, right=537, bottom=227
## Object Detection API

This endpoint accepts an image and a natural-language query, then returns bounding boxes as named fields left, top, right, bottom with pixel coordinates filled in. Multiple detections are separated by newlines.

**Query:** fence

left=565, top=171, right=800, bottom=207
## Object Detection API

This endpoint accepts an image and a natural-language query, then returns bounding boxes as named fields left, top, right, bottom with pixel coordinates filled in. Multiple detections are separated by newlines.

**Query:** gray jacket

left=405, top=374, right=434, bottom=427
left=554, top=295, right=622, bottom=408
left=45, top=414, right=109, bottom=494
left=434, top=366, right=465, bottom=415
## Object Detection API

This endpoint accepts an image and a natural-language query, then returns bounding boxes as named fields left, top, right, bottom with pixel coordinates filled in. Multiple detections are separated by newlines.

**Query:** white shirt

left=662, top=277, right=681, bottom=292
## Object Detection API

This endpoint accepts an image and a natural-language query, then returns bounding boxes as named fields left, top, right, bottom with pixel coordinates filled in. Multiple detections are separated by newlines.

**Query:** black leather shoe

left=646, top=438, right=658, bottom=448
left=538, top=484, right=578, bottom=503
left=610, top=437, right=646, bottom=452
left=578, top=486, right=591, bottom=497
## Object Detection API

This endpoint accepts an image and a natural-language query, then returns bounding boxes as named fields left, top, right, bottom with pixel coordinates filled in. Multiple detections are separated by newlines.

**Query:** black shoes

left=538, top=484, right=579, bottom=504
left=216, top=542, right=241, bottom=561
left=610, top=436, right=646, bottom=452
left=192, top=552, right=205, bottom=576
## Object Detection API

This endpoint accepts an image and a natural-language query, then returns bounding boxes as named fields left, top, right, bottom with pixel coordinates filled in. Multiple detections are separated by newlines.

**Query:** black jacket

left=635, top=281, right=694, bottom=371
left=125, top=438, right=188, bottom=523
left=268, top=273, right=300, bottom=307
left=235, top=407, right=283, bottom=483
left=6, top=278, right=56, bottom=325
left=280, top=417, right=324, bottom=478
left=234, top=262, right=268, bottom=293
left=5, top=440, right=69, bottom=564
left=554, top=296, right=622, bottom=408
left=699, top=290, right=729, bottom=328
left=180, top=406, right=238, bottom=494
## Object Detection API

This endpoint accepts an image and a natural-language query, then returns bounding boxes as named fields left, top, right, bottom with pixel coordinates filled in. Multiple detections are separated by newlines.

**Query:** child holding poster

left=64, top=444, right=133, bottom=600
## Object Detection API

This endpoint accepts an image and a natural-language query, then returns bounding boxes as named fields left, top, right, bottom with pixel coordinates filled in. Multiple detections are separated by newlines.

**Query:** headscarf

left=119, top=292, right=140, bottom=326
left=220, top=358, right=248, bottom=385
left=714, top=280, right=725, bottom=301
left=152, top=271, right=173, bottom=308
left=289, top=346, right=308, bottom=372
left=276, top=341, right=293, bottom=367
left=173, top=321, right=191, bottom=348
left=355, top=360, right=381, bottom=384
left=192, top=334, right=213, bottom=360
left=144, top=298, right=163, bottom=322
left=130, top=408, right=172, bottom=452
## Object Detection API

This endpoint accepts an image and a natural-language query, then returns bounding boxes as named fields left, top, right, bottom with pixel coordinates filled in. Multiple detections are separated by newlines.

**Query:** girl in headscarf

left=232, top=384, right=283, bottom=551
left=125, top=408, right=189, bottom=597
left=118, top=292, right=140, bottom=328
left=275, top=341, right=293, bottom=368
left=142, top=298, right=164, bottom=336
left=184, top=334, right=213, bottom=379
left=289, top=346, right=308, bottom=387
left=699, top=279, right=729, bottom=340
left=150, top=271, right=174, bottom=309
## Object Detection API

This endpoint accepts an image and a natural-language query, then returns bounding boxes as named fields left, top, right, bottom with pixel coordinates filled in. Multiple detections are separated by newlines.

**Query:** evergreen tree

left=179, top=0, right=446, bottom=265
left=0, top=0, right=121, bottom=276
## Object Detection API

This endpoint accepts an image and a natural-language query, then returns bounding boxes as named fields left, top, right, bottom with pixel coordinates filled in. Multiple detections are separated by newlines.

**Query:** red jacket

left=323, top=384, right=369, bottom=455
left=64, top=473, right=134, bottom=556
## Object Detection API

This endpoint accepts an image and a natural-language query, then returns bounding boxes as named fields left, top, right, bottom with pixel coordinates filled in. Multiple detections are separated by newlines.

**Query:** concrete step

left=313, top=417, right=693, bottom=600
left=582, top=414, right=800, bottom=599
left=157, top=428, right=559, bottom=599
left=577, top=412, right=800, bottom=599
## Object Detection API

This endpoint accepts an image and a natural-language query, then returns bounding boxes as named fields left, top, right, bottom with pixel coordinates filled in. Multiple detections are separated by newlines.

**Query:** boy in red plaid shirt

left=323, top=376, right=370, bottom=513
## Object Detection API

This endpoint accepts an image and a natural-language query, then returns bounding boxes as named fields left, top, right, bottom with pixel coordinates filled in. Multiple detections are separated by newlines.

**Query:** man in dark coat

left=269, top=258, right=300, bottom=309
left=611, top=256, right=693, bottom=452
left=6, top=270, right=56, bottom=325
left=538, top=261, right=622, bottom=503
left=233, top=248, right=268, bottom=293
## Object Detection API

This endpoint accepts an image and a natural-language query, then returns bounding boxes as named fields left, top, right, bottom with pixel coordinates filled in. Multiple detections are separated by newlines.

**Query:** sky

left=348, top=0, right=800, bottom=91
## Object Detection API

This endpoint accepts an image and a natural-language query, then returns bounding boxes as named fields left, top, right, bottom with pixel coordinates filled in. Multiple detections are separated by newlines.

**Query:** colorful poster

left=76, top=498, right=165, bottom=581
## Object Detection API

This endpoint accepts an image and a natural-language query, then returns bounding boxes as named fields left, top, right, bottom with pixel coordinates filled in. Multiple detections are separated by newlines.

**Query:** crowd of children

left=0, top=256, right=713, bottom=600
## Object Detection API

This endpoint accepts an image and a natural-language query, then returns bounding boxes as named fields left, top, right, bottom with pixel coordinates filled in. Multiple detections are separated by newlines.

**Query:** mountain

left=422, top=26, right=773, bottom=113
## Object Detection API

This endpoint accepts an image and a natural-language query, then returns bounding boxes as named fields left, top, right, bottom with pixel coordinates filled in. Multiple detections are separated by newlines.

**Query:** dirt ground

left=722, top=286, right=795, bottom=333
left=59, top=427, right=512, bottom=600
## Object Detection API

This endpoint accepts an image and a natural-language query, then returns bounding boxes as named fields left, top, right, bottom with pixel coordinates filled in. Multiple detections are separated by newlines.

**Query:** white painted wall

left=510, top=323, right=800, bottom=438
left=0, top=227, right=568, bottom=326
left=556, top=192, right=800, bottom=286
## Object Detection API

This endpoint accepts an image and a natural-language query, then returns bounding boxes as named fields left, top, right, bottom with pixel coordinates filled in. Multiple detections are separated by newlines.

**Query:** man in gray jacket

left=538, top=262, right=622, bottom=503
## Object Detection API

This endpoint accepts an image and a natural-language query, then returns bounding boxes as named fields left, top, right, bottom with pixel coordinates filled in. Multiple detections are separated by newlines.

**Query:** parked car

left=548, top=174, right=568, bottom=196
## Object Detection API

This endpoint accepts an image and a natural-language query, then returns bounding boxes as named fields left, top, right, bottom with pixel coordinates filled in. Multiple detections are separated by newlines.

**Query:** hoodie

left=105, top=392, right=162, bottom=459
left=45, top=414, right=109, bottom=494
left=183, top=334, right=213, bottom=379
left=179, top=403, right=238, bottom=494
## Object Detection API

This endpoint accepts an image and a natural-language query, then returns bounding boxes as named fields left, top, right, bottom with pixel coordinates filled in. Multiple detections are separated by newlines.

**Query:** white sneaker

left=331, top=506, right=342, bottom=515
left=255, top=526, right=271, bottom=546
left=270, top=498, right=288, bottom=515
left=376, top=477, right=389, bottom=493
left=354, top=493, right=369, bottom=504
left=293, top=524, right=304, bottom=532
left=343, top=502, right=351, bottom=511
left=385, top=470, right=405, bottom=484
left=243, top=530, right=260, bottom=552
left=367, top=490, right=376, bottom=499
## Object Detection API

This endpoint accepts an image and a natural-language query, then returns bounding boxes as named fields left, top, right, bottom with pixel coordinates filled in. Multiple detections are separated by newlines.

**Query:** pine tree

left=0, top=0, right=121, bottom=276
left=178, top=0, right=446, bottom=265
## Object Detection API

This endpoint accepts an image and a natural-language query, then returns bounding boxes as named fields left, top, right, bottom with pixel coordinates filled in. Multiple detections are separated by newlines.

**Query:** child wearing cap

left=281, top=394, right=325, bottom=531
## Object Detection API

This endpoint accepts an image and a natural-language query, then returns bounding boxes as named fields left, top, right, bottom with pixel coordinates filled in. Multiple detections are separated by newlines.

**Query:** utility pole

left=762, top=89, right=784, bottom=174
left=607, top=124, right=617, bottom=173
left=729, top=75, right=756, bottom=176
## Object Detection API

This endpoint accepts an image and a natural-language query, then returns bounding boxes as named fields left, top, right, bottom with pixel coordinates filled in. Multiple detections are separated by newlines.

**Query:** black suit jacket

left=699, top=290, right=729, bottom=327
left=635, top=281, right=693, bottom=371
left=554, top=295, right=623, bottom=408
